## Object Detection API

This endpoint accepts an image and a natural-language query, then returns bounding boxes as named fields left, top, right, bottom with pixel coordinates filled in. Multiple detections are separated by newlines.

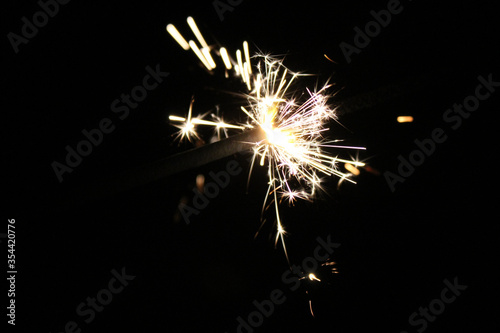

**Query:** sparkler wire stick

left=72, top=128, right=266, bottom=204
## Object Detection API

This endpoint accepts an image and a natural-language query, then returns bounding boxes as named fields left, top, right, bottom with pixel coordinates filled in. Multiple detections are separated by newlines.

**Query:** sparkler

left=166, top=17, right=365, bottom=262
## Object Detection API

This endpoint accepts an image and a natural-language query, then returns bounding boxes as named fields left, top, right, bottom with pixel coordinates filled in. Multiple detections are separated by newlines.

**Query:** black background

left=3, top=0, right=499, bottom=332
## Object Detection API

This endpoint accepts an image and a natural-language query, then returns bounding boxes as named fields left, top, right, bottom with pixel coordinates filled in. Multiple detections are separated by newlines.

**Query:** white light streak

left=186, top=16, right=209, bottom=49
left=201, top=47, right=216, bottom=69
left=220, top=47, right=232, bottom=69
left=166, top=24, right=190, bottom=50
left=188, top=40, right=212, bottom=70
left=243, top=41, right=252, bottom=74
left=236, top=49, right=245, bottom=81
left=344, top=163, right=360, bottom=176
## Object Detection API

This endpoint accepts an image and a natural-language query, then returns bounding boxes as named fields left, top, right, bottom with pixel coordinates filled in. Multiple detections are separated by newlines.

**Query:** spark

left=397, top=115, right=414, bottom=123
left=169, top=97, right=199, bottom=142
left=188, top=40, right=213, bottom=70
left=309, top=299, right=315, bottom=317
left=308, top=273, right=321, bottom=281
left=168, top=17, right=215, bottom=70
left=324, top=54, right=338, bottom=64
left=169, top=99, right=245, bottom=142
left=166, top=24, right=190, bottom=50
left=243, top=41, right=252, bottom=74
left=196, top=174, right=205, bottom=192
left=236, top=50, right=245, bottom=81
left=294, top=260, right=338, bottom=317
left=344, top=163, right=360, bottom=176
left=187, top=16, right=209, bottom=49
left=202, top=47, right=217, bottom=69
left=322, top=260, right=339, bottom=274
left=219, top=47, right=232, bottom=70
left=186, top=16, right=216, bottom=68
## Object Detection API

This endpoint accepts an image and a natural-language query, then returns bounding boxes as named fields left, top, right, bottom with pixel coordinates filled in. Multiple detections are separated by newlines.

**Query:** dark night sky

left=3, top=0, right=499, bottom=332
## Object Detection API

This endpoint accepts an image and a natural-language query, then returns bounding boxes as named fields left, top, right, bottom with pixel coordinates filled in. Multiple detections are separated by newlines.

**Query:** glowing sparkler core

left=245, top=56, right=365, bottom=197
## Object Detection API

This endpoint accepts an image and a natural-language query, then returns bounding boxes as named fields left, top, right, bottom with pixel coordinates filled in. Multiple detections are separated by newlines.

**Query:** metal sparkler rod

left=155, top=127, right=265, bottom=177
left=73, top=127, right=266, bottom=204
